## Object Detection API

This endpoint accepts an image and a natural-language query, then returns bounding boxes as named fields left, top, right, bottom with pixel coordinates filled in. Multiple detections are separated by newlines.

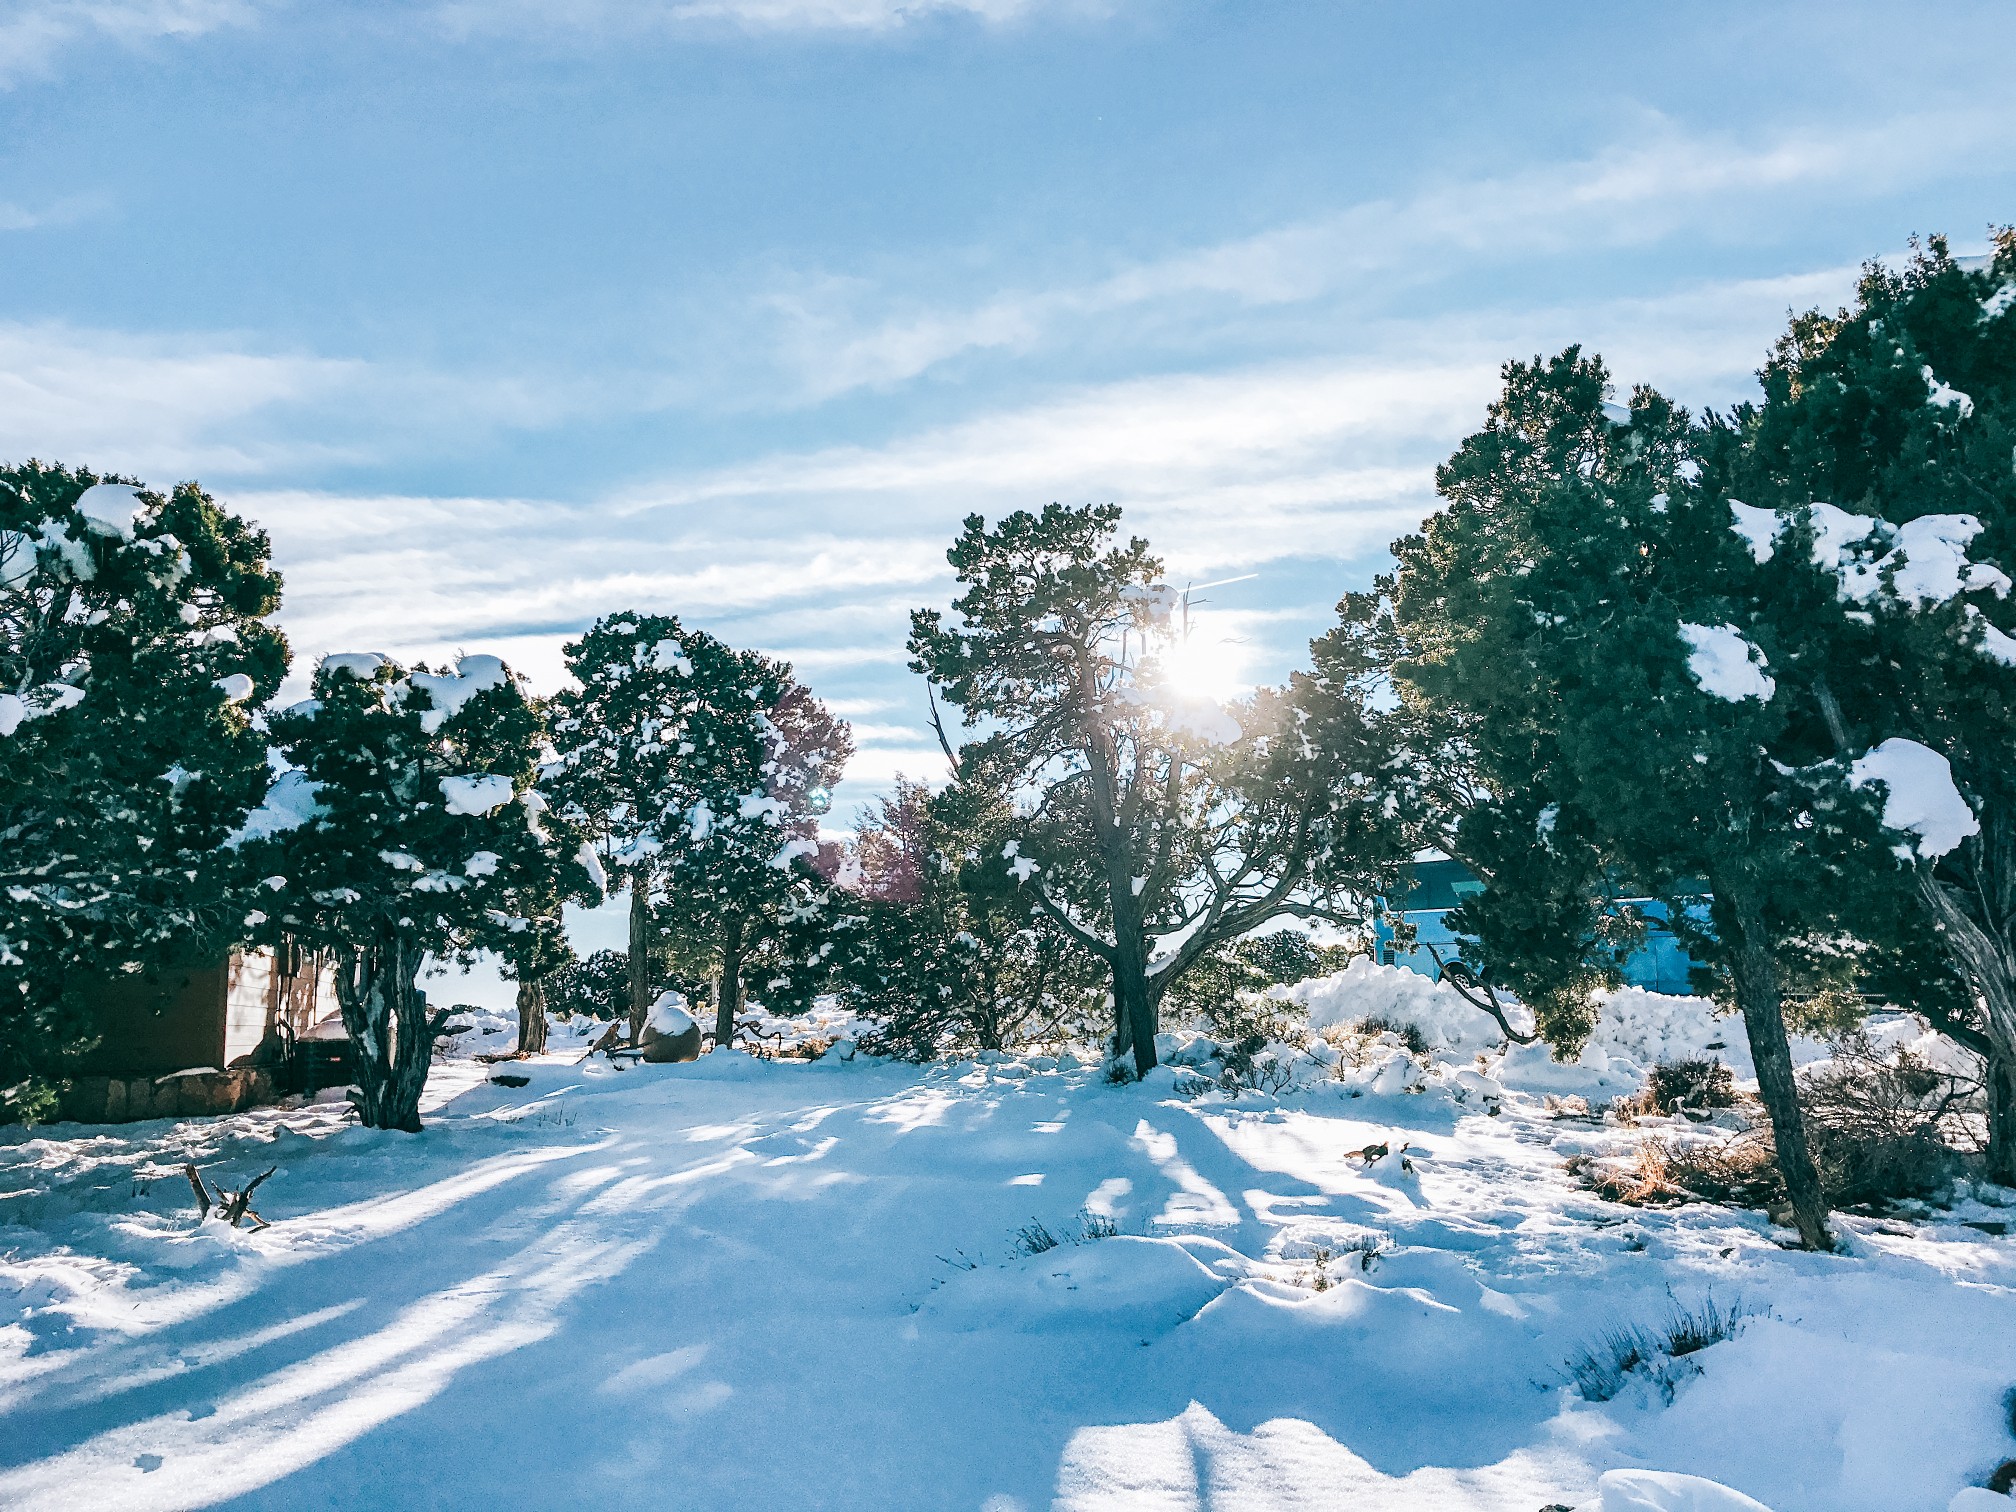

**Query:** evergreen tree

left=909, top=504, right=1405, bottom=1077
left=1716, top=229, right=2016, bottom=1180
left=1159, top=930, right=1353, bottom=1043
left=547, top=948, right=636, bottom=1022
left=247, top=653, right=591, bottom=1130
left=833, top=776, right=1102, bottom=1058
left=548, top=615, right=850, bottom=1047
left=0, top=463, right=286, bottom=1120
left=1311, top=585, right=1634, bottom=1049
left=661, top=676, right=852, bottom=1047
left=1388, top=350, right=1890, bottom=1249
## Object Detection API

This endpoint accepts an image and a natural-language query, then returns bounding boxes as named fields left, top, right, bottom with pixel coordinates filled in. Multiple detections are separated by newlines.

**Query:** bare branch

left=1422, top=943, right=1540, bottom=1045
left=183, top=1164, right=211, bottom=1222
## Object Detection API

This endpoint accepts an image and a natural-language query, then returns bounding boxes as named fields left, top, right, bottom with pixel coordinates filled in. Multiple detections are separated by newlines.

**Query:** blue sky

left=5, top=1, right=2015, bottom=833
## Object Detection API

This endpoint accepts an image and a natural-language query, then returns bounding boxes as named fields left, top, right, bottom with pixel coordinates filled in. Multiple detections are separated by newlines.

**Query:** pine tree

left=1388, top=351, right=1884, bottom=1249
left=0, top=462, right=286, bottom=1120
left=247, top=653, right=591, bottom=1130
left=1312, top=586, right=1636, bottom=1050
left=832, top=776, right=1103, bottom=1058
left=909, top=504, right=1405, bottom=1077
left=547, top=615, right=850, bottom=1047
left=657, top=676, right=851, bottom=1047
left=1717, top=229, right=2016, bottom=1180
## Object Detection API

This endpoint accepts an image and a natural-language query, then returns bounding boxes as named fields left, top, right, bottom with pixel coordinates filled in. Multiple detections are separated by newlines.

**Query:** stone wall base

left=61, top=1067, right=280, bottom=1124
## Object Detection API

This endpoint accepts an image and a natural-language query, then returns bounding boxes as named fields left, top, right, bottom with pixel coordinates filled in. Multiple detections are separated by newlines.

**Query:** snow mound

left=319, top=651, right=387, bottom=680
left=226, top=767, right=325, bottom=846
left=438, top=773, right=515, bottom=816
left=72, top=482, right=146, bottom=538
left=1587, top=987, right=1736, bottom=1069
left=647, top=991, right=695, bottom=1036
left=1282, top=959, right=1523, bottom=1057
left=1730, top=501, right=2011, bottom=608
left=407, top=655, right=511, bottom=733
left=919, top=1235, right=1234, bottom=1335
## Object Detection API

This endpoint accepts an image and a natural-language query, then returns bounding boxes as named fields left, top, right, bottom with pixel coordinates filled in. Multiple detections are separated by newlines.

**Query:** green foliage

left=1714, top=230, right=2016, bottom=1179
left=1160, top=931, right=1349, bottom=1042
left=1386, top=346, right=1893, bottom=1035
left=835, top=777, right=1102, bottom=1059
left=254, top=655, right=578, bottom=957
left=548, top=613, right=851, bottom=1029
left=1642, top=1059, right=1737, bottom=1115
left=547, top=948, right=636, bottom=1021
left=0, top=461, right=287, bottom=1119
left=247, top=652, right=590, bottom=1128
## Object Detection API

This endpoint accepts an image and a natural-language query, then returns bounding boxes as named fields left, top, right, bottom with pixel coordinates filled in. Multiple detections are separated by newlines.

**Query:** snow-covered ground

left=2, top=978, right=2013, bottom=1511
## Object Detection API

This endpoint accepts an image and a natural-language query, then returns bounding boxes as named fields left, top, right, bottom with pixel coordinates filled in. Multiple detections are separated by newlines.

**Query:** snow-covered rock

left=1598, top=1469, right=1775, bottom=1512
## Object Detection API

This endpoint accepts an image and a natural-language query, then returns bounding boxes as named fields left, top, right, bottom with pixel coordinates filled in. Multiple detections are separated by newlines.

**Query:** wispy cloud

left=756, top=108, right=2013, bottom=400
left=0, top=192, right=109, bottom=230
left=0, top=322, right=362, bottom=476
left=0, top=321, right=638, bottom=481
left=432, top=0, right=1105, bottom=39
left=0, top=0, right=268, bottom=84
left=227, top=259, right=1853, bottom=763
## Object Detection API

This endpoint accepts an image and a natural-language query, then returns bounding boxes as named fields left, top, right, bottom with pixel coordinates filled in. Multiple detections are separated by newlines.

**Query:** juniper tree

left=248, top=653, right=592, bottom=1130
left=0, top=462, right=287, bottom=1120
left=832, top=776, right=1102, bottom=1058
left=548, top=615, right=850, bottom=1046
left=909, top=504, right=1404, bottom=1077
left=659, top=676, right=851, bottom=1047
left=1388, top=350, right=1890, bottom=1249
left=546, top=948, right=635, bottom=1022
left=1310, top=586, right=1636, bottom=1050
left=547, top=614, right=712, bottom=1040
left=1714, top=230, right=2016, bottom=1180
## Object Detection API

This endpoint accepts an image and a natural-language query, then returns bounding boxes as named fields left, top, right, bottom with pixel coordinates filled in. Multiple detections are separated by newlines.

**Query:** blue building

left=1372, top=855, right=1698, bottom=996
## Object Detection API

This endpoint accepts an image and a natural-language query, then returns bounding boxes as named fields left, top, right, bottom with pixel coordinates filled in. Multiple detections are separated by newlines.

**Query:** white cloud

left=232, top=260, right=1848, bottom=725
left=0, top=194, right=108, bottom=231
left=0, top=322, right=362, bottom=476
left=0, top=321, right=633, bottom=481
left=0, top=0, right=266, bottom=84
left=432, top=0, right=1102, bottom=38
left=758, top=107, right=2016, bottom=399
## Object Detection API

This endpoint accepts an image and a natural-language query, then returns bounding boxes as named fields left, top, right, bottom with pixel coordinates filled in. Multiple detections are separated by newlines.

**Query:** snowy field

left=3, top=980, right=2015, bottom=1511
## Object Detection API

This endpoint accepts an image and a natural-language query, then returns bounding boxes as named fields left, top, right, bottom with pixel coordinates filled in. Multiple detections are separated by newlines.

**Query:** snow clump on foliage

left=1679, top=623, right=1775, bottom=702
left=1848, top=737, right=1979, bottom=860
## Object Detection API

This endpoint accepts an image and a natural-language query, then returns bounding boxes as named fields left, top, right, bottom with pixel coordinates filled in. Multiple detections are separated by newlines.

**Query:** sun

left=1150, top=625, right=1251, bottom=704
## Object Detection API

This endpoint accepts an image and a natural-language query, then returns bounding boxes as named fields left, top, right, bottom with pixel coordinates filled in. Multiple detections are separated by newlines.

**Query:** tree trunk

left=332, top=932, right=433, bottom=1133
left=1916, top=858, right=2016, bottom=1187
left=516, top=976, right=548, bottom=1056
left=627, top=871, right=653, bottom=1045
left=1987, top=1050, right=2016, bottom=1188
left=714, top=913, right=746, bottom=1051
left=1113, top=925, right=1158, bottom=1078
left=1718, top=884, right=1833, bottom=1250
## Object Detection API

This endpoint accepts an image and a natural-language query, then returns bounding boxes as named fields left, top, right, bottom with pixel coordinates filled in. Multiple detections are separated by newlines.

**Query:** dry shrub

left=1798, top=1036, right=1972, bottom=1206
left=1576, top=1036, right=1974, bottom=1217
left=1570, top=1134, right=1779, bottom=1209
left=1638, top=1059, right=1737, bottom=1117
left=775, top=1036, right=834, bottom=1062
left=1356, top=1015, right=1429, bottom=1056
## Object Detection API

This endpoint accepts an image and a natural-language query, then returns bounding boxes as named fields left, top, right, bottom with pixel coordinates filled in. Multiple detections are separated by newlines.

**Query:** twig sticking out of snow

left=183, top=1164, right=277, bottom=1229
